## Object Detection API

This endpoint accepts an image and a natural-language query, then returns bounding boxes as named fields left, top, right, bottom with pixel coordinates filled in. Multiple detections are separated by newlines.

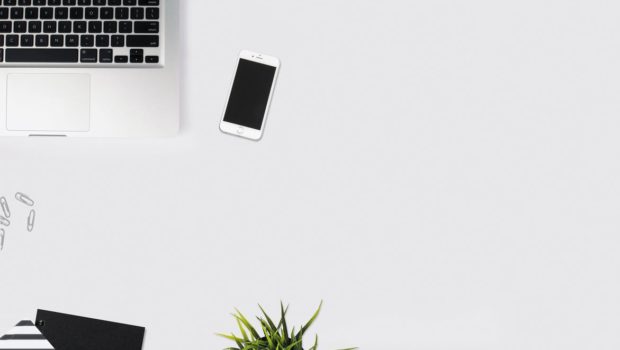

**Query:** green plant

left=217, top=301, right=357, bottom=350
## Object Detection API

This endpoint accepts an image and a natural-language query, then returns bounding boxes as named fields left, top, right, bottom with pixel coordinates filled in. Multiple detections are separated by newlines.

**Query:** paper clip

left=15, top=192, right=34, bottom=207
left=27, top=210, right=35, bottom=232
left=0, top=228, right=4, bottom=250
left=0, top=197, right=9, bottom=218
left=0, top=216, right=9, bottom=226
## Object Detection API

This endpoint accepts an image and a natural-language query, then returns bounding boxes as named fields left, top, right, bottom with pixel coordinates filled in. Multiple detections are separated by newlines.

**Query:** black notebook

left=35, top=310, right=145, bottom=350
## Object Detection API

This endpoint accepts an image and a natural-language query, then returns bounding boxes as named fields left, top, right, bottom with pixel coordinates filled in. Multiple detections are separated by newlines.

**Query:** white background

left=2, top=1, right=620, bottom=349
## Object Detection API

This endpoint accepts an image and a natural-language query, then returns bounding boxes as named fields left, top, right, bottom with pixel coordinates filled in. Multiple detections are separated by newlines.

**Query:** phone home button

left=237, top=126, right=245, bottom=135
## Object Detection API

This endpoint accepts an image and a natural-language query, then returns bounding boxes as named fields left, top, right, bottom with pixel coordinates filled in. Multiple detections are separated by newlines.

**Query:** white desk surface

left=2, top=1, right=620, bottom=349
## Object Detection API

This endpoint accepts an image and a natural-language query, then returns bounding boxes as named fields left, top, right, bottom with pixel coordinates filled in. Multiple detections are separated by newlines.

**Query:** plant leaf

left=297, top=301, right=322, bottom=339
left=307, top=335, right=318, bottom=350
left=217, top=332, right=245, bottom=348
left=259, top=304, right=279, bottom=331
left=283, top=338, right=303, bottom=350
left=280, top=302, right=290, bottom=343
left=237, top=318, right=249, bottom=342
left=284, top=339, right=301, bottom=350
left=234, top=309, right=261, bottom=340
left=262, top=323, right=274, bottom=349
left=216, top=333, right=244, bottom=342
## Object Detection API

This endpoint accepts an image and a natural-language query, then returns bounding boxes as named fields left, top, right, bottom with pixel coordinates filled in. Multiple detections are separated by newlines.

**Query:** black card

left=35, top=310, right=145, bottom=350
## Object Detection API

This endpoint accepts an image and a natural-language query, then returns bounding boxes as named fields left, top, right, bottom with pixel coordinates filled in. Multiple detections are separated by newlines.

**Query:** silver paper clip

left=27, top=210, right=36, bottom=232
left=15, top=192, right=35, bottom=207
left=28, top=209, right=36, bottom=232
left=0, top=216, right=9, bottom=226
left=0, top=197, right=9, bottom=218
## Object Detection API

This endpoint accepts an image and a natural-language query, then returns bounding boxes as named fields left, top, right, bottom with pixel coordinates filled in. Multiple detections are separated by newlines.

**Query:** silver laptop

left=0, top=0, right=179, bottom=137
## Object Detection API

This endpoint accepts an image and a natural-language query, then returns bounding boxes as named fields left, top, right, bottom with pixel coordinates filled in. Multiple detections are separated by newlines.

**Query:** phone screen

left=223, top=59, right=277, bottom=130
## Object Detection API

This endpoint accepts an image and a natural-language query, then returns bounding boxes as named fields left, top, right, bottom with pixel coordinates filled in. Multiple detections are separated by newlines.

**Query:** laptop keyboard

left=0, top=0, right=161, bottom=65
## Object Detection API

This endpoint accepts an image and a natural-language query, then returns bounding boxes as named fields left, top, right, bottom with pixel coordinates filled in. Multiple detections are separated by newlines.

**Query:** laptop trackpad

left=6, top=74, right=91, bottom=132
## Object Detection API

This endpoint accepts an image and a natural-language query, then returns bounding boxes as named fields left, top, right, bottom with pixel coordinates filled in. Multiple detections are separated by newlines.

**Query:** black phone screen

left=223, top=59, right=277, bottom=130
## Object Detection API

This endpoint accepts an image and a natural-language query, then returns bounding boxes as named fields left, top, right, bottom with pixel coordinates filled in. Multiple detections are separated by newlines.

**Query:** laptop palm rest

left=6, top=74, right=91, bottom=133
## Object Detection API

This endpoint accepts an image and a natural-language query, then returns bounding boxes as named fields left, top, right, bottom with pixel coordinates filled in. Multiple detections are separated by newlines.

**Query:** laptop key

left=25, top=7, right=38, bottom=19
left=85, top=7, right=97, bottom=19
left=5, top=48, right=79, bottom=62
left=119, top=21, right=131, bottom=33
left=73, top=21, right=86, bottom=33
left=100, top=7, right=113, bottom=19
left=43, top=21, right=57, bottom=33
left=130, top=7, right=143, bottom=19
left=59, top=21, right=72, bottom=33
left=40, top=8, right=54, bottom=19
left=70, top=7, right=84, bottom=19
left=10, top=8, right=23, bottom=20
left=6, top=34, right=17, bottom=46
left=80, top=48, right=97, bottom=62
left=99, top=48, right=112, bottom=62
left=133, top=21, right=158, bottom=33
left=35, top=34, right=49, bottom=47
left=114, top=55, right=128, bottom=63
left=66, top=34, right=78, bottom=46
left=95, top=34, right=108, bottom=47
left=126, top=35, right=157, bottom=47
left=80, top=34, right=93, bottom=47
left=13, top=21, right=27, bottom=33
left=115, top=7, right=128, bottom=19
left=129, top=48, right=142, bottom=63
left=103, top=21, right=117, bottom=33
left=29, top=21, right=42, bottom=33
left=55, top=7, right=68, bottom=20
left=88, top=21, right=102, bottom=33
left=50, top=34, right=63, bottom=46
left=145, top=55, right=158, bottom=63
left=0, top=21, right=11, bottom=33
left=145, top=7, right=158, bottom=19
left=20, top=35, right=34, bottom=47
left=111, top=34, right=123, bottom=47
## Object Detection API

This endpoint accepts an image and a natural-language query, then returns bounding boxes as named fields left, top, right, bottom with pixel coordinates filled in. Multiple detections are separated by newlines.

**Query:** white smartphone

left=220, top=50, right=280, bottom=141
